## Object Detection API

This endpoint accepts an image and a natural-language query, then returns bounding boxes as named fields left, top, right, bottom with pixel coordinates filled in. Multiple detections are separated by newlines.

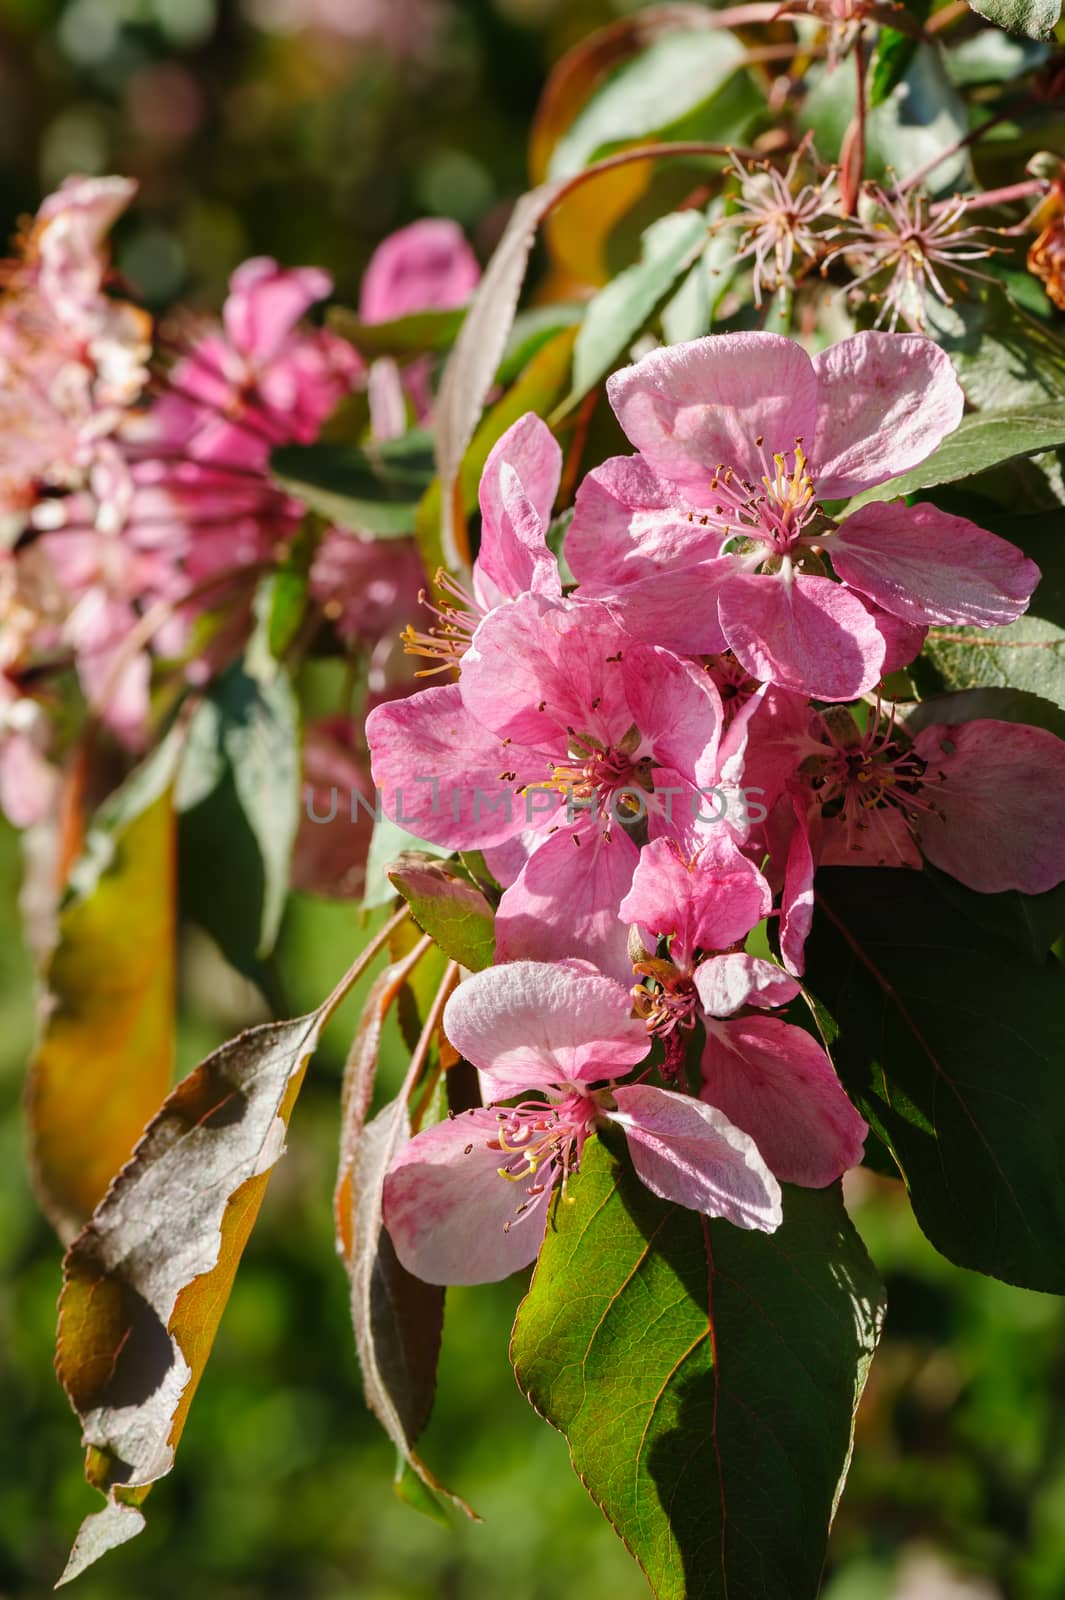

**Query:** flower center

left=803, top=706, right=940, bottom=832
left=544, top=726, right=655, bottom=820
left=487, top=1090, right=602, bottom=1230
left=706, top=439, right=829, bottom=564
left=632, top=958, right=699, bottom=1079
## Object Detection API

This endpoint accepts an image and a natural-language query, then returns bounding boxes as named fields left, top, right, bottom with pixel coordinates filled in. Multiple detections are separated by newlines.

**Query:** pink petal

left=694, top=954, right=799, bottom=1018
left=913, top=719, right=1065, bottom=893
left=494, top=823, right=640, bottom=982
left=620, top=835, right=770, bottom=968
left=608, top=334, right=819, bottom=498
left=365, top=683, right=537, bottom=849
left=383, top=1108, right=552, bottom=1285
left=701, top=1017, right=868, bottom=1187
left=0, top=731, right=57, bottom=828
left=567, top=454, right=725, bottom=586
left=718, top=571, right=886, bottom=700
left=622, top=644, right=721, bottom=785
left=595, top=562, right=733, bottom=655
left=813, top=803, right=922, bottom=870
left=460, top=594, right=631, bottom=750
left=780, top=794, right=815, bottom=978
left=474, top=413, right=562, bottom=610
left=830, top=502, right=1040, bottom=627
left=223, top=257, right=333, bottom=364
left=810, top=331, right=964, bottom=498
left=862, top=599, right=928, bottom=675
left=443, top=959, right=649, bottom=1092
left=607, top=1084, right=782, bottom=1230
left=359, top=218, right=480, bottom=323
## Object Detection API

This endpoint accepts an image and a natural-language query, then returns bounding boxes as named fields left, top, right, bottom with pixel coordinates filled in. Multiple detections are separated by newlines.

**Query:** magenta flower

left=383, top=961, right=782, bottom=1285
left=619, top=837, right=867, bottom=1187
left=567, top=331, right=1039, bottom=700
left=368, top=593, right=724, bottom=975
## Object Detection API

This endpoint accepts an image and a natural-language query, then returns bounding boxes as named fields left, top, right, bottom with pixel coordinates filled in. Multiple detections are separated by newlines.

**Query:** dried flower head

left=825, top=181, right=1004, bottom=331
left=718, top=141, right=839, bottom=307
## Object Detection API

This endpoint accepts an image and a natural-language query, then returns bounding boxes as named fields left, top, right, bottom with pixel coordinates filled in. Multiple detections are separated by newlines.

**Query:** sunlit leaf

left=966, top=0, right=1060, bottom=40
left=512, top=1134, right=885, bottom=1600
left=28, top=736, right=179, bottom=1241
left=387, top=856, right=496, bottom=971
left=270, top=432, right=436, bottom=537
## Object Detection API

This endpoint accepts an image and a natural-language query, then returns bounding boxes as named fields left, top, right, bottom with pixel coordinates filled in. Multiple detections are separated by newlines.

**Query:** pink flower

left=401, top=411, right=561, bottom=672
left=358, top=219, right=480, bottom=433
left=359, top=219, right=480, bottom=324
left=368, top=594, right=724, bottom=975
left=383, top=961, right=782, bottom=1285
left=0, top=177, right=150, bottom=515
left=567, top=332, right=1039, bottom=699
left=764, top=703, right=1065, bottom=974
left=619, top=838, right=867, bottom=1187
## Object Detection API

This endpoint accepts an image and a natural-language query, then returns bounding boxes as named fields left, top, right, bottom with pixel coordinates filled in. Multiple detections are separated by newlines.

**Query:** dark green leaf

left=806, top=869, right=1065, bottom=1290
left=511, top=1135, right=885, bottom=1600
left=271, top=433, right=436, bottom=536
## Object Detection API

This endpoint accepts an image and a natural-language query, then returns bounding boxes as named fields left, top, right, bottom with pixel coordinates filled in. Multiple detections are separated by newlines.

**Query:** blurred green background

left=4, top=2, right=1065, bottom=1595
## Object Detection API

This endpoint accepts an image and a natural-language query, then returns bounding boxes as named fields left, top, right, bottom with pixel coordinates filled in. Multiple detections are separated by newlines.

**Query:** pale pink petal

left=460, top=594, right=631, bottom=750
left=443, top=959, right=649, bottom=1093
left=0, top=731, right=57, bottom=828
left=366, top=356, right=408, bottom=441
left=810, top=331, right=964, bottom=498
left=830, top=502, right=1039, bottom=627
left=494, top=823, right=640, bottom=982
left=718, top=571, right=886, bottom=700
left=383, top=1108, right=551, bottom=1284
left=567, top=454, right=724, bottom=586
left=473, top=414, right=562, bottom=609
left=694, top=954, right=800, bottom=1018
left=359, top=218, right=480, bottom=323
left=622, top=644, right=721, bottom=785
left=595, top=562, right=733, bottom=656
left=607, top=1084, right=782, bottom=1231
left=608, top=334, right=818, bottom=498
left=701, top=1017, right=868, bottom=1187
left=365, top=683, right=538, bottom=850
left=913, top=719, right=1065, bottom=893
left=780, top=795, right=815, bottom=978
left=223, top=257, right=333, bottom=364
left=619, top=834, right=770, bottom=968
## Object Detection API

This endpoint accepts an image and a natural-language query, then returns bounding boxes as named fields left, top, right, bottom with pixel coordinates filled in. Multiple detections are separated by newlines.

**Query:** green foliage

left=271, top=434, right=437, bottom=537
left=806, top=870, right=1065, bottom=1292
left=512, top=1134, right=885, bottom=1600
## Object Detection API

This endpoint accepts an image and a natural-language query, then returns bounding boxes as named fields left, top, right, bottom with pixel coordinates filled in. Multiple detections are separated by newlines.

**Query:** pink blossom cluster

left=0, top=182, right=479, bottom=863
left=370, top=331, right=1065, bottom=1282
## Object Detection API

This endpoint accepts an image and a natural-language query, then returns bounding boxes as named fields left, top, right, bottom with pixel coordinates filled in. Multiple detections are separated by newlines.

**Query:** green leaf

left=387, top=856, right=496, bottom=970
left=869, top=0, right=931, bottom=109
left=327, top=304, right=467, bottom=358
left=560, top=209, right=709, bottom=416
left=845, top=404, right=1065, bottom=511
left=966, top=0, right=1060, bottom=40
left=928, top=291, right=1065, bottom=409
left=805, top=869, right=1065, bottom=1291
left=270, top=432, right=436, bottom=536
left=180, top=663, right=300, bottom=959
left=547, top=31, right=747, bottom=181
left=511, top=1135, right=885, bottom=1600
left=918, top=510, right=1065, bottom=714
